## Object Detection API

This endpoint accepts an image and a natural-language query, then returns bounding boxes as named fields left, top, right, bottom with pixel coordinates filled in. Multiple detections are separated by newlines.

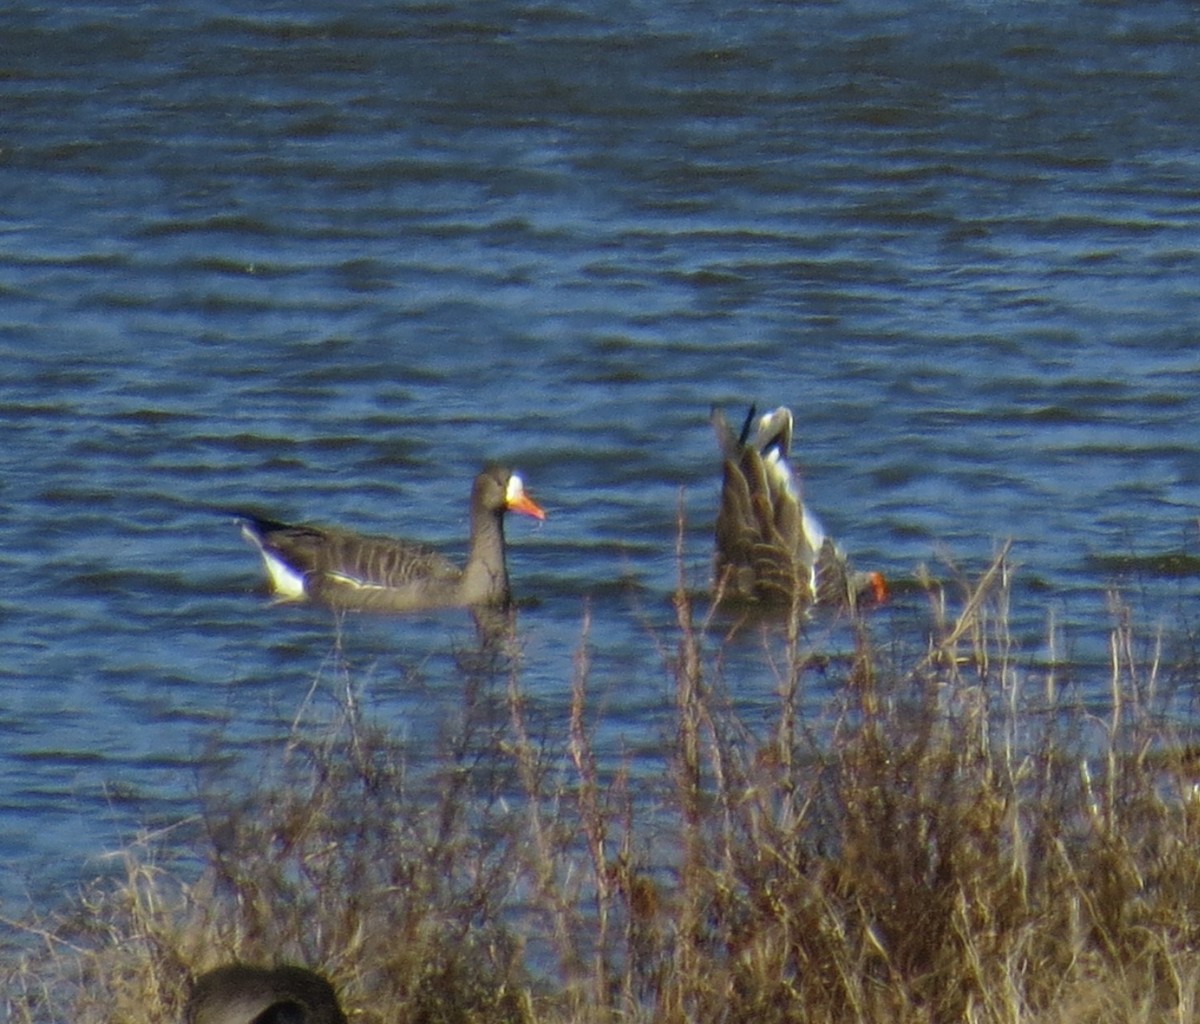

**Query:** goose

left=185, top=964, right=347, bottom=1024
left=236, top=466, right=545, bottom=613
left=712, top=405, right=887, bottom=609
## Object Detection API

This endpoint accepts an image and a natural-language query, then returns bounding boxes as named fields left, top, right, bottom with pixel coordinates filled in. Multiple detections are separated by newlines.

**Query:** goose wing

left=240, top=516, right=461, bottom=606
left=299, top=529, right=461, bottom=592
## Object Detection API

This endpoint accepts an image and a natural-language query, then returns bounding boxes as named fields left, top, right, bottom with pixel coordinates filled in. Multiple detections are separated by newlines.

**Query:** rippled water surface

left=3, top=0, right=1200, bottom=913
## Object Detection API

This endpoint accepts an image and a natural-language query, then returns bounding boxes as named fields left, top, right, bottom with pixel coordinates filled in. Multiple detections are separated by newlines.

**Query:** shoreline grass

left=6, top=542, right=1200, bottom=1023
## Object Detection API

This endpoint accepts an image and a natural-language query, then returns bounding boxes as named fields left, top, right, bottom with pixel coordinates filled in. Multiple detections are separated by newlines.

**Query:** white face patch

left=505, top=473, right=526, bottom=504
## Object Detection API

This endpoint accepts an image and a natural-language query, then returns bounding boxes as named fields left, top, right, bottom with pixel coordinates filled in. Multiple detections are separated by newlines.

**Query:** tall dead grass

left=6, top=540, right=1200, bottom=1024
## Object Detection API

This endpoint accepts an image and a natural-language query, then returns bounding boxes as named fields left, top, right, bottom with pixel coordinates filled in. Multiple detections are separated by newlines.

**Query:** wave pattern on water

left=2, top=0, right=1200, bottom=911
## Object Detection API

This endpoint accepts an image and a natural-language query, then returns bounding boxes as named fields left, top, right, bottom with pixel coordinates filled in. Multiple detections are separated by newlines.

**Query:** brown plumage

left=237, top=466, right=545, bottom=613
left=712, top=405, right=887, bottom=609
left=186, top=964, right=347, bottom=1024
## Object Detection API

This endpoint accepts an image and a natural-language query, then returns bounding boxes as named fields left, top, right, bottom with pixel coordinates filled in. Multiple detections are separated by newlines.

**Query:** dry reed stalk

left=11, top=534, right=1200, bottom=1024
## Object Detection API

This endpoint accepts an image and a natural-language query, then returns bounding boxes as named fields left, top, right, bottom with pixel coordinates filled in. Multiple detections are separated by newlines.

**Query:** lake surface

left=3, top=0, right=1200, bottom=915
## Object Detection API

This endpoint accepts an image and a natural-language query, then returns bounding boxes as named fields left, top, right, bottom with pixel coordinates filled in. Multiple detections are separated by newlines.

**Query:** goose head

left=475, top=467, right=546, bottom=521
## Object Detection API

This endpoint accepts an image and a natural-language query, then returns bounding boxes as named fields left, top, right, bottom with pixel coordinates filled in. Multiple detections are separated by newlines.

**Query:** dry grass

left=7, top=539, right=1200, bottom=1023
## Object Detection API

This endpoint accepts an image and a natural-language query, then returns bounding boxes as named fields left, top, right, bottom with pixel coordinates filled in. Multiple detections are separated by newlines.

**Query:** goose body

left=186, top=964, right=347, bottom=1024
left=237, top=467, right=545, bottom=613
left=712, top=405, right=886, bottom=609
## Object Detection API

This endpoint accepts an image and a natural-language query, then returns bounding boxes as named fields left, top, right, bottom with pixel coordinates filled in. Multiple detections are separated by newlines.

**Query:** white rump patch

left=801, top=506, right=827, bottom=551
left=762, top=447, right=799, bottom=501
left=757, top=407, right=798, bottom=501
left=242, top=524, right=307, bottom=601
left=259, top=549, right=308, bottom=600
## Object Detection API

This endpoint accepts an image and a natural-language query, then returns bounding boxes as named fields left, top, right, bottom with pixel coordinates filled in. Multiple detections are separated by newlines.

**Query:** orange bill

left=505, top=475, right=546, bottom=521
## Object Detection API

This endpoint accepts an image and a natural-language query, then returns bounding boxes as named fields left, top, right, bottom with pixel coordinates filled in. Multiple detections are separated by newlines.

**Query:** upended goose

left=186, top=964, right=347, bottom=1024
left=237, top=466, right=545, bottom=613
left=712, top=405, right=887, bottom=610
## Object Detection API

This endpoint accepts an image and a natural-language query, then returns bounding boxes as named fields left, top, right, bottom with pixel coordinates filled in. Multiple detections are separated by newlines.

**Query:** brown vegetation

left=6, top=540, right=1200, bottom=1023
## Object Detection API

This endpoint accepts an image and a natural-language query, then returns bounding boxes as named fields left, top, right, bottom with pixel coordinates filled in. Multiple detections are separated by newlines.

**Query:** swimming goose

left=237, top=466, right=545, bottom=613
left=186, top=964, right=347, bottom=1024
left=712, top=405, right=887, bottom=609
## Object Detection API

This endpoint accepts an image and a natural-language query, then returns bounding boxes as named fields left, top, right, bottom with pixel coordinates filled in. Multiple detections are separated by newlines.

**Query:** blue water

left=3, top=0, right=1200, bottom=914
